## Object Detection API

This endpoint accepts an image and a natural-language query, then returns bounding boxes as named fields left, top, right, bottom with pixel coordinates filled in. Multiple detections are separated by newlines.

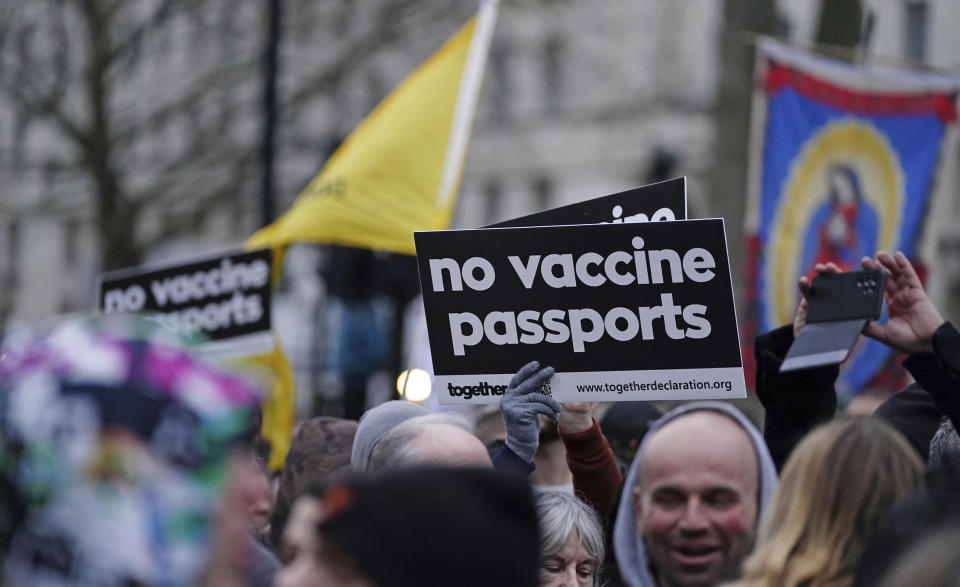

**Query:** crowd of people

left=1, top=250, right=959, bottom=586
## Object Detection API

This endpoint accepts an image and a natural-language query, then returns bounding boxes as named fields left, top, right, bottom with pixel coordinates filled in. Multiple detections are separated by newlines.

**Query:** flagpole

left=260, top=0, right=282, bottom=226
left=436, top=0, right=500, bottom=209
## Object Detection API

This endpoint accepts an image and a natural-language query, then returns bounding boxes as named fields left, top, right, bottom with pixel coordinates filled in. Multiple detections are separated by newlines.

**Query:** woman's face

left=830, top=169, right=857, bottom=205
left=539, top=529, right=597, bottom=587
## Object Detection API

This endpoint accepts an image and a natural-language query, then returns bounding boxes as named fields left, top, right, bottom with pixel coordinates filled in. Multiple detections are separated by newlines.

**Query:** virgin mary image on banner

left=805, top=164, right=879, bottom=279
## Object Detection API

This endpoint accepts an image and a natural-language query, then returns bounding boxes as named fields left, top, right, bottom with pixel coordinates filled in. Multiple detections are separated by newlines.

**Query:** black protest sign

left=415, top=219, right=745, bottom=404
left=98, top=249, right=272, bottom=345
left=488, top=177, right=686, bottom=228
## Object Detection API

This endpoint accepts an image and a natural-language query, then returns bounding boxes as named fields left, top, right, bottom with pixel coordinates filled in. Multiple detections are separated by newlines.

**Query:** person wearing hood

left=612, top=402, right=778, bottom=587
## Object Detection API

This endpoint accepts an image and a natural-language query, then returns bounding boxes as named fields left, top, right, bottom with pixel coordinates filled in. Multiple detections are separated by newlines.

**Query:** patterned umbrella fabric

left=0, top=315, right=261, bottom=586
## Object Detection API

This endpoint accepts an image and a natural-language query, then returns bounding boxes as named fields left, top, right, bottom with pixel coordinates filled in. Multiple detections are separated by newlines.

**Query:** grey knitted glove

left=501, top=361, right=561, bottom=463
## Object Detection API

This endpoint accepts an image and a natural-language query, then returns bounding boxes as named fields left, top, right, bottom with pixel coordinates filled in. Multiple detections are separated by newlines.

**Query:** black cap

left=600, top=402, right=662, bottom=449
left=318, top=467, right=539, bottom=587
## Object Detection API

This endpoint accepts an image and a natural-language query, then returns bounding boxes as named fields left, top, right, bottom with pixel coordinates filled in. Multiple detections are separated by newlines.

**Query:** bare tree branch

left=0, top=0, right=470, bottom=276
left=110, top=55, right=258, bottom=149
left=106, top=0, right=188, bottom=66
left=280, top=0, right=461, bottom=116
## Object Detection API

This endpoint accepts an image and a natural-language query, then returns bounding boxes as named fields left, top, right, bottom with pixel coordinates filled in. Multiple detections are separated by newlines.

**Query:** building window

left=489, top=42, right=512, bottom=125
left=903, top=1, right=928, bottom=61
left=234, top=199, right=250, bottom=236
left=6, top=218, right=19, bottom=268
left=63, top=217, right=79, bottom=266
left=190, top=208, right=208, bottom=232
left=12, top=112, right=28, bottom=167
left=484, top=179, right=502, bottom=224
left=542, top=35, right=565, bottom=116
left=533, top=176, right=552, bottom=213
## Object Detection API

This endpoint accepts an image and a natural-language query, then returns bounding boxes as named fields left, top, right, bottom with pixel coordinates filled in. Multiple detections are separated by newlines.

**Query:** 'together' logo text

left=447, top=381, right=507, bottom=400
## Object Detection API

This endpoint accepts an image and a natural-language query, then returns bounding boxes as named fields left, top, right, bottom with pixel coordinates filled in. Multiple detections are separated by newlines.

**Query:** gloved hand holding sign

left=501, top=361, right=561, bottom=463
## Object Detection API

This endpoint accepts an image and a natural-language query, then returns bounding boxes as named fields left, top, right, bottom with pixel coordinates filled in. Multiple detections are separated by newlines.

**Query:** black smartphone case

left=805, top=269, right=887, bottom=323
left=779, top=269, right=887, bottom=373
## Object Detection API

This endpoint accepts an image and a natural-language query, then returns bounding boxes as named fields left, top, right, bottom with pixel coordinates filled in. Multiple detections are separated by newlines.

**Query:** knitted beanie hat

left=318, top=467, right=539, bottom=587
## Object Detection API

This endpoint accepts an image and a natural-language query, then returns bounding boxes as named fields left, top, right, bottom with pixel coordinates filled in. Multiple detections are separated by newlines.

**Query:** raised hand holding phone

left=793, top=262, right=842, bottom=338
left=860, top=251, right=944, bottom=354
left=781, top=266, right=887, bottom=372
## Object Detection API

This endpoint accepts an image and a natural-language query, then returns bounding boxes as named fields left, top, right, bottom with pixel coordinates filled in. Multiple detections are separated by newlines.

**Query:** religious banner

left=744, top=38, right=960, bottom=397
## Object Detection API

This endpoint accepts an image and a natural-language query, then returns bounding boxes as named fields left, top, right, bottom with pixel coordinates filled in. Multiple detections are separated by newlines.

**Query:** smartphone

left=780, top=269, right=887, bottom=373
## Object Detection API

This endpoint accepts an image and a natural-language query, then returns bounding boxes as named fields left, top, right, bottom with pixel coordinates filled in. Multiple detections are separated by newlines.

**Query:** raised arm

left=493, top=361, right=560, bottom=476
left=756, top=262, right=841, bottom=471
left=558, top=402, right=623, bottom=521
left=862, top=252, right=960, bottom=437
left=860, top=251, right=944, bottom=354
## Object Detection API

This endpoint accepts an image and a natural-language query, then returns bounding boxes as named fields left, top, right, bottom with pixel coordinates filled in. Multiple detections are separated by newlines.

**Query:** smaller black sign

left=98, top=249, right=272, bottom=342
left=488, top=177, right=686, bottom=228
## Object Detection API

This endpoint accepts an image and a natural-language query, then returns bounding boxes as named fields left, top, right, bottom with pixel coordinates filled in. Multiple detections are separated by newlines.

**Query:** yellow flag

left=247, top=1, right=499, bottom=256
left=232, top=337, right=296, bottom=472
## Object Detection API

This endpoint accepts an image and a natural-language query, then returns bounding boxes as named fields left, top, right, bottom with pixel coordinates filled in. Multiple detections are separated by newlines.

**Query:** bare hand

left=861, top=251, right=943, bottom=354
left=559, top=402, right=596, bottom=434
left=793, top=262, right=842, bottom=338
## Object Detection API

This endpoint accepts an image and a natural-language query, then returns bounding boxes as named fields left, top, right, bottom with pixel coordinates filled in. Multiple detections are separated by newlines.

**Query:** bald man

left=367, top=414, right=492, bottom=473
left=613, top=403, right=778, bottom=587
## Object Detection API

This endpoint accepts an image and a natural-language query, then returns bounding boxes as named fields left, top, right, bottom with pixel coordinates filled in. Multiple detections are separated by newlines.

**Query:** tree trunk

left=709, top=0, right=777, bottom=303
left=80, top=0, right=140, bottom=271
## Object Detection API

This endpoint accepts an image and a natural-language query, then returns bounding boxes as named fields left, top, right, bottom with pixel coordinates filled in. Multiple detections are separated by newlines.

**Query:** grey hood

left=612, top=401, right=778, bottom=587
left=350, top=400, right=429, bottom=472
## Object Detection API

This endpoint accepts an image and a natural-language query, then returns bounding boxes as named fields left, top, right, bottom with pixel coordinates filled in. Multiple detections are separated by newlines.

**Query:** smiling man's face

left=634, top=412, right=758, bottom=587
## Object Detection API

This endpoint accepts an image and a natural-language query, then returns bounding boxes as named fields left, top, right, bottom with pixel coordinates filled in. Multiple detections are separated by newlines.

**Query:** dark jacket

left=755, top=322, right=960, bottom=469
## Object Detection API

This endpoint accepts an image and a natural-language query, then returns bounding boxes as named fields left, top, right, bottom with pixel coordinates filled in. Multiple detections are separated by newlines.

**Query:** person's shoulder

left=248, top=536, right=281, bottom=587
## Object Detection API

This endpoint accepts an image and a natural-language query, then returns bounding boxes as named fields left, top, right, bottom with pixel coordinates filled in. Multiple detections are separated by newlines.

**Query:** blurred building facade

left=456, top=0, right=721, bottom=228
left=2, top=0, right=959, bottom=393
